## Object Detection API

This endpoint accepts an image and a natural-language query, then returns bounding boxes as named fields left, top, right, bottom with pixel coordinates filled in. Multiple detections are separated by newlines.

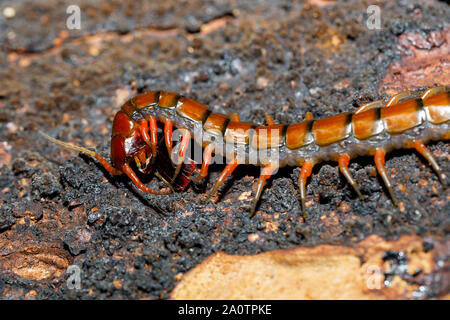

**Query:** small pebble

left=3, top=7, right=16, bottom=18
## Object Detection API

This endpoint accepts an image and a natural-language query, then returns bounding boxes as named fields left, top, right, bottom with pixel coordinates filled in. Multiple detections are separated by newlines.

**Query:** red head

left=110, top=111, right=153, bottom=174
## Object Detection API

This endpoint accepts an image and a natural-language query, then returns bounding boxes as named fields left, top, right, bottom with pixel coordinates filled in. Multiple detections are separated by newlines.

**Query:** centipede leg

left=298, top=161, right=314, bottom=220
left=265, top=115, right=275, bottom=126
left=374, top=149, right=397, bottom=206
left=231, top=113, right=240, bottom=122
left=191, top=143, right=215, bottom=182
left=121, top=163, right=171, bottom=195
left=148, top=116, right=158, bottom=164
left=139, top=119, right=150, bottom=144
left=338, top=154, right=364, bottom=200
left=250, top=163, right=277, bottom=217
left=164, top=120, right=173, bottom=157
left=172, top=129, right=191, bottom=183
left=139, top=118, right=157, bottom=165
left=208, top=158, right=239, bottom=198
left=413, top=141, right=446, bottom=189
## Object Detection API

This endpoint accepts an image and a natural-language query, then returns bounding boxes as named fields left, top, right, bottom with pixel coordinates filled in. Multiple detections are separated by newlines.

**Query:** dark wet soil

left=0, top=0, right=448, bottom=299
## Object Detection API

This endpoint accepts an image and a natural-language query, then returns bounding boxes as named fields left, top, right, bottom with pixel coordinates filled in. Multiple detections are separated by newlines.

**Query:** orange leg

left=338, top=154, right=364, bottom=200
left=139, top=120, right=150, bottom=143
left=172, top=129, right=191, bottom=182
left=208, top=158, right=239, bottom=198
left=139, top=118, right=158, bottom=165
left=121, top=163, right=171, bottom=195
left=231, top=113, right=240, bottom=122
left=298, top=161, right=314, bottom=219
left=413, top=141, right=446, bottom=188
left=191, top=143, right=215, bottom=182
left=265, top=115, right=275, bottom=126
left=149, top=116, right=158, bottom=164
left=305, top=112, right=314, bottom=121
left=250, top=163, right=277, bottom=217
left=374, top=149, right=397, bottom=206
left=164, top=120, right=173, bottom=157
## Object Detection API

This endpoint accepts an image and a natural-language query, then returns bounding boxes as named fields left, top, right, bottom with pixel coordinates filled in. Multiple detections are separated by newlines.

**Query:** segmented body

left=118, top=89, right=449, bottom=166
left=40, top=86, right=449, bottom=218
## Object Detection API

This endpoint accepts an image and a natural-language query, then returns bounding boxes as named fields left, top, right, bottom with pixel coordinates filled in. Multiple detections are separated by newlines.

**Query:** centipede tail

left=40, top=85, right=449, bottom=219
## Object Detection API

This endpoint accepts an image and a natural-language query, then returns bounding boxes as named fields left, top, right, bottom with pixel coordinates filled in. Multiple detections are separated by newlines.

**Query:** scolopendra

left=39, top=86, right=449, bottom=219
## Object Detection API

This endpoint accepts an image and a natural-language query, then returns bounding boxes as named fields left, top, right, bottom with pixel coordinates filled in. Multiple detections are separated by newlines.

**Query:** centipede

left=39, top=86, right=449, bottom=219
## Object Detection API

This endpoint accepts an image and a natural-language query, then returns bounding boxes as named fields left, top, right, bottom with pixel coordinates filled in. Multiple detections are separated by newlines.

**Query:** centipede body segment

left=40, top=86, right=449, bottom=219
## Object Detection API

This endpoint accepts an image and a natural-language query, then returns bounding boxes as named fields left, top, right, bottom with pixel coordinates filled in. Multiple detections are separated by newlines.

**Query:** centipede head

left=110, top=111, right=154, bottom=174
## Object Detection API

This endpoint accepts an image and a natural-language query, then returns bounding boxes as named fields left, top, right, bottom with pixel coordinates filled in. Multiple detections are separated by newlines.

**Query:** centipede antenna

left=38, top=130, right=122, bottom=176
